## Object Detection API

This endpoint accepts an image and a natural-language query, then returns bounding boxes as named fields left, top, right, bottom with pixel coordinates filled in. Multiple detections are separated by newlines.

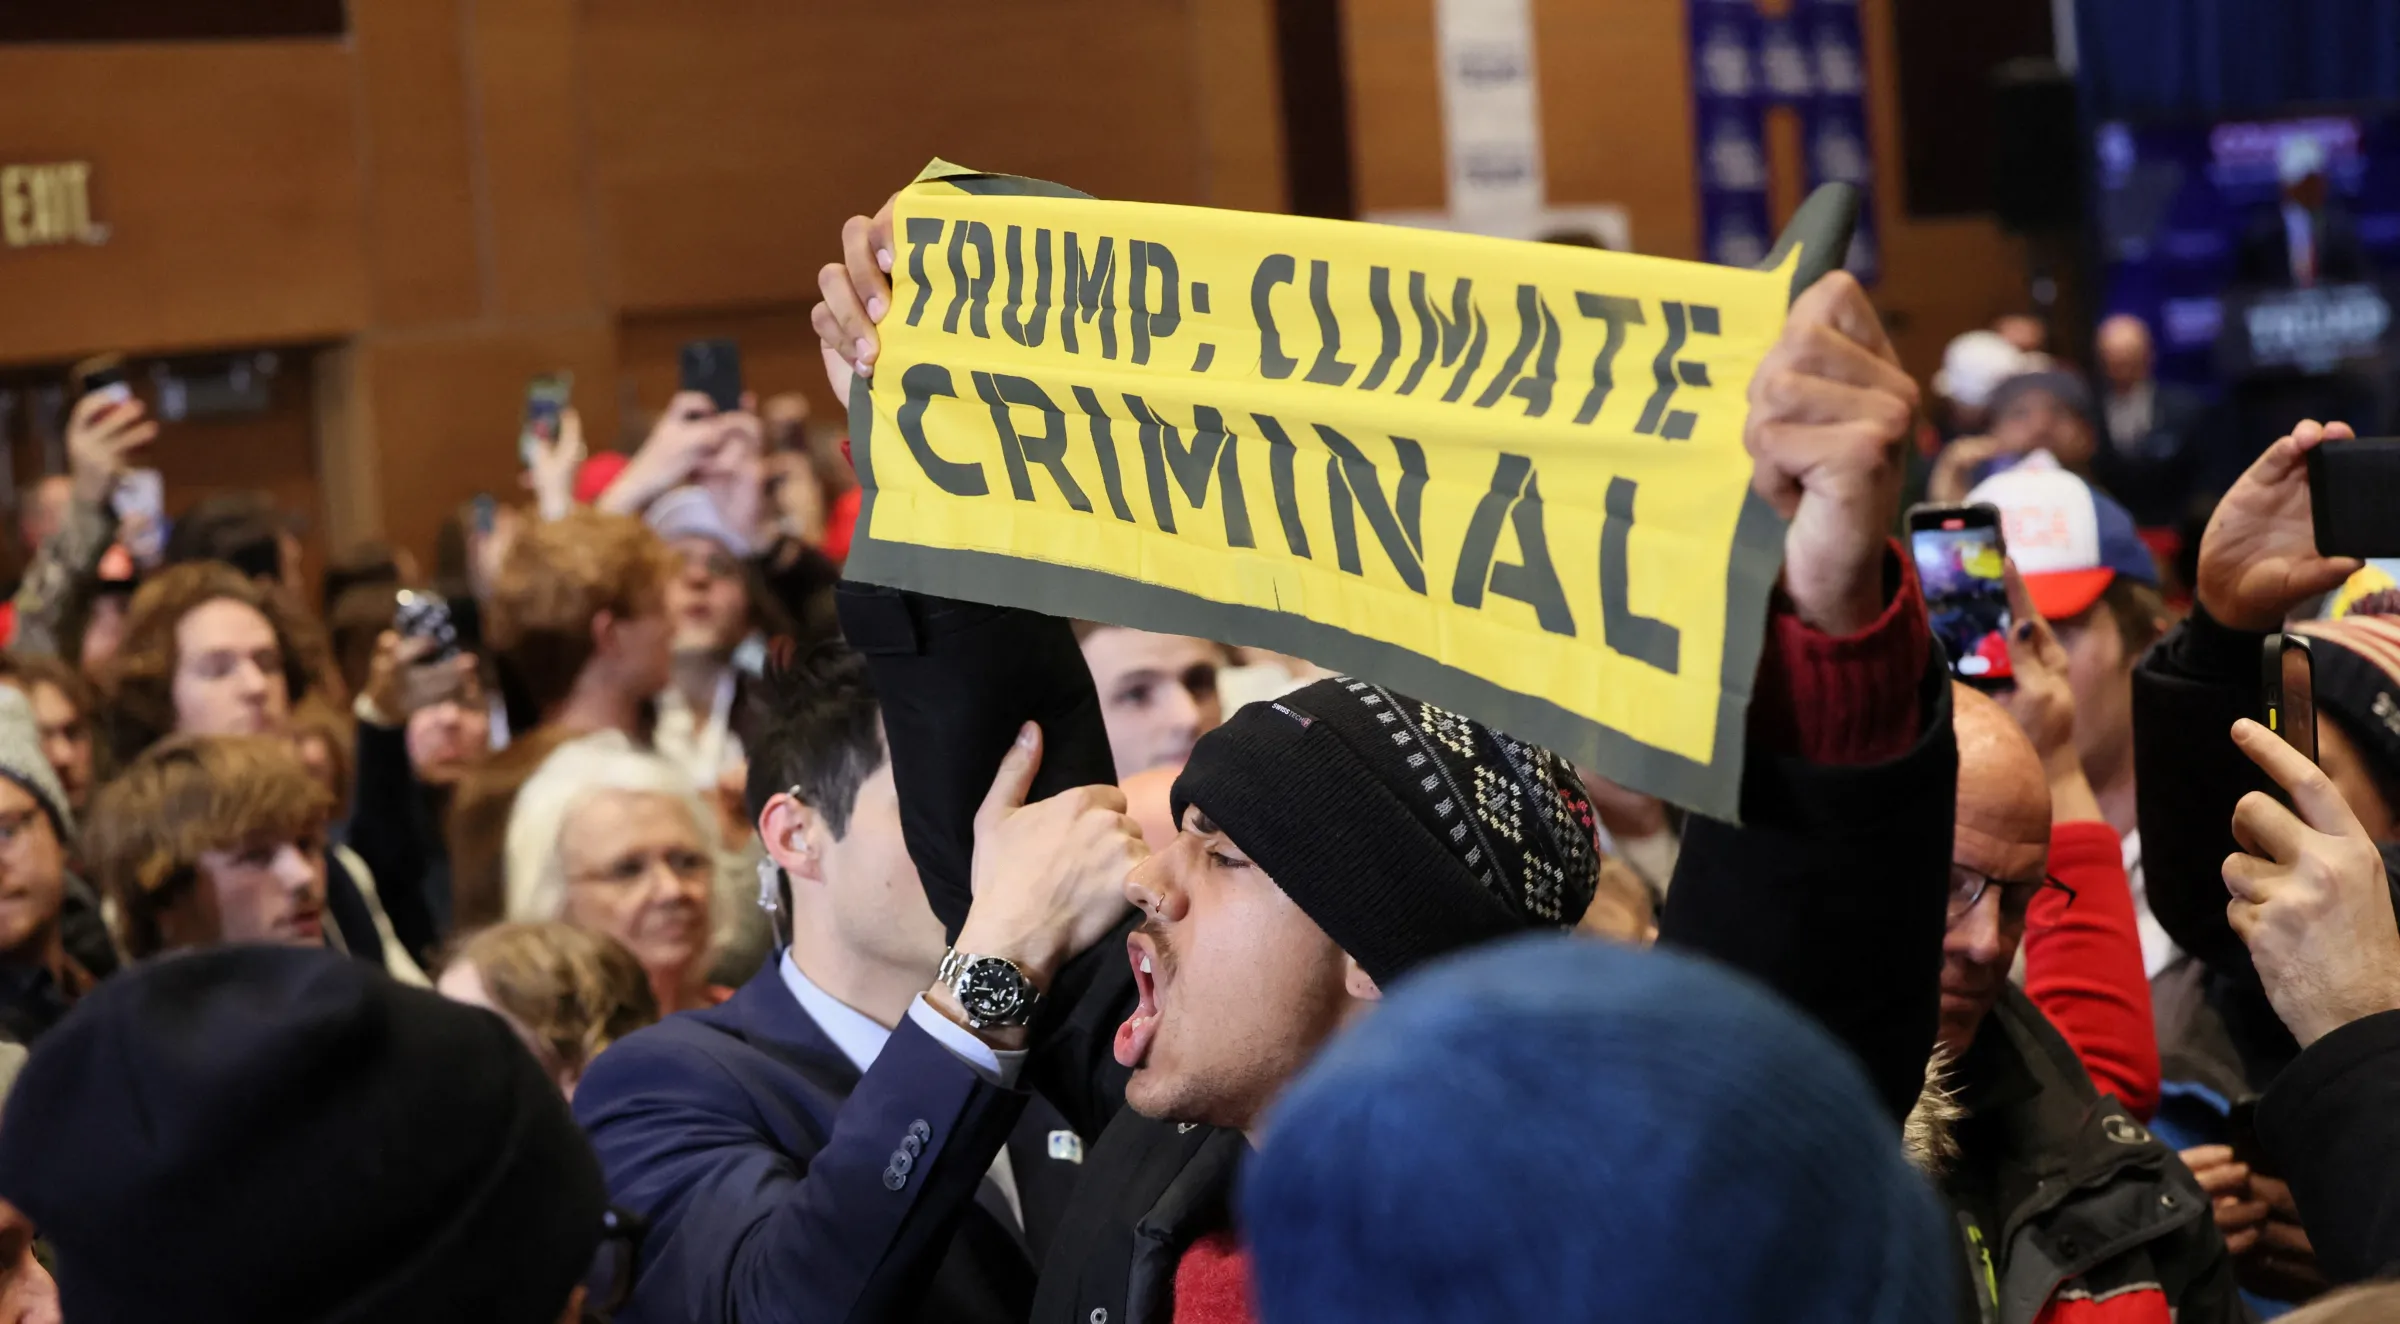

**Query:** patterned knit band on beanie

left=1170, top=676, right=1602, bottom=985
left=1243, top=935, right=1956, bottom=1324
left=0, top=945, right=605, bottom=1324
left=2295, top=613, right=2400, bottom=784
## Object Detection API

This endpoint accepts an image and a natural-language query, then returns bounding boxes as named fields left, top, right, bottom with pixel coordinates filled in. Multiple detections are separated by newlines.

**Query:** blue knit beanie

left=1242, top=935, right=1954, bottom=1324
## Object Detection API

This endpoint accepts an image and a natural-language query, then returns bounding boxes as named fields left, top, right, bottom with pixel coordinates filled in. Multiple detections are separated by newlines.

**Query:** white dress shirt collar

left=778, top=953, right=891, bottom=1073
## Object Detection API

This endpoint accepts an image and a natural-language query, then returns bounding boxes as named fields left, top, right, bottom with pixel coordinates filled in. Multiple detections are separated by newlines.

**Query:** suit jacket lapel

left=723, top=962, right=864, bottom=1123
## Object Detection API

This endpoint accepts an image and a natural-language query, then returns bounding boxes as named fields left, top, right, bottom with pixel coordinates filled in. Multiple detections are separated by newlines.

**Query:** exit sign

left=2, top=162, right=107, bottom=249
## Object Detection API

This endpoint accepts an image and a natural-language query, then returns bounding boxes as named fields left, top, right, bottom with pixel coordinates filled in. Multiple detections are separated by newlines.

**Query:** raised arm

left=12, top=390, right=152, bottom=656
left=817, top=198, right=1140, bottom=1140
left=2135, top=423, right=2368, bottom=991
left=1659, top=271, right=1955, bottom=1128
left=1998, top=565, right=2160, bottom=1118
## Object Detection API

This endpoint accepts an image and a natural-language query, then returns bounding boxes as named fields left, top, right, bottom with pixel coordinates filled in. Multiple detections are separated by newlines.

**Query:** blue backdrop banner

left=1688, top=0, right=1880, bottom=283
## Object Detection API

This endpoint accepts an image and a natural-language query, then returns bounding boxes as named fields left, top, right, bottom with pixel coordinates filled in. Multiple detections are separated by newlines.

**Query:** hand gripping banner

left=846, top=159, right=1858, bottom=819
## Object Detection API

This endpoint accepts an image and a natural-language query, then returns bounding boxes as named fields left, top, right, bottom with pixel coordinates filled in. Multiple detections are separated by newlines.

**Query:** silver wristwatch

left=936, top=947, right=1041, bottom=1029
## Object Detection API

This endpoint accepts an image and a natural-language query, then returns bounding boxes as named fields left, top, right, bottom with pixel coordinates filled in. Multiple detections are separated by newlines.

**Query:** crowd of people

left=0, top=196, right=2388, bottom=1324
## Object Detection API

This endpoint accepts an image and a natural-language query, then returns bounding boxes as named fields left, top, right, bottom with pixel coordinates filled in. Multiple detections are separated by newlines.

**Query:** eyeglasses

left=569, top=847, right=715, bottom=889
left=582, top=1205, right=647, bottom=1323
left=1946, top=863, right=2076, bottom=929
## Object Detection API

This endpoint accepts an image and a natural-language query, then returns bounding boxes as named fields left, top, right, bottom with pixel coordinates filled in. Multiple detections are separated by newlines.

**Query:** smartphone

left=679, top=339, right=743, bottom=413
left=518, top=372, right=573, bottom=468
left=112, top=467, right=165, bottom=565
left=2225, top=1099, right=2270, bottom=1173
left=1907, top=502, right=2015, bottom=687
left=470, top=492, right=497, bottom=538
left=393, top=589, right=462, bottom=665
left=2262, top=633, right=2317, bottom=764
left=69, top=353, right=132, bottom=407
left=2309, top=439, right=2400, bottom=558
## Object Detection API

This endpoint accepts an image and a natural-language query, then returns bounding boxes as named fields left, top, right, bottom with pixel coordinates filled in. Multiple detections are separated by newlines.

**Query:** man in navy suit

left=575, top=642, right=1147, bottom=1324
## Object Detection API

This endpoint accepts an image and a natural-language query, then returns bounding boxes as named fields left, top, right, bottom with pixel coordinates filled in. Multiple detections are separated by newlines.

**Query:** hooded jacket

left=1941, top=985, right=2247, bottom=1324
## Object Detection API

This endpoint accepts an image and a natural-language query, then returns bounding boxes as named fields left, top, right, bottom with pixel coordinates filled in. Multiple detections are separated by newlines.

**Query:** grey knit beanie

left=0, top=687, right=71, bottom=842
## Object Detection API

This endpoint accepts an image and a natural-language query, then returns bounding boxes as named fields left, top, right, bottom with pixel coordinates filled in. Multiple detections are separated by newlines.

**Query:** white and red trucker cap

left=1967, top=454, right=2159, bottom=622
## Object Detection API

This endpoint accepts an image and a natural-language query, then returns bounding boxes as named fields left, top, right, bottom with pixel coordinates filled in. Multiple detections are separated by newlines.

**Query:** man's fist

left=954, top=723, right=1149, bottom=990
left=1745, top=271, right=1919, bottom=636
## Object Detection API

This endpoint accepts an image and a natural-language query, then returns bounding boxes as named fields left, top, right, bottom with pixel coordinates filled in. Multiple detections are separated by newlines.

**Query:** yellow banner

left=847, top=161, right=1852, bottom=817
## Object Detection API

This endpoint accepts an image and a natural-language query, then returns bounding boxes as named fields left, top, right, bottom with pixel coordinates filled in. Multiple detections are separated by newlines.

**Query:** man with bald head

left=2092, top=312, right=2209, bottom=525
left=1937, top=684, right=2053, bottom=1057
left=1936, top=682, right=2243, bottom=1324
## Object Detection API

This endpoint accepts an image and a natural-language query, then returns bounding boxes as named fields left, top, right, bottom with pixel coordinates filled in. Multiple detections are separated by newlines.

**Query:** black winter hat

left=2297, top=614, right=2400, bottom=784
left=0, top=945, right=605, bottom=1324
left=1172, top=677, right=1603, bottom=985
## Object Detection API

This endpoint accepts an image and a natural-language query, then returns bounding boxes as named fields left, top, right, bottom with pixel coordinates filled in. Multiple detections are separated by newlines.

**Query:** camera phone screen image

left=1912, top=523, right=2014, bottom=683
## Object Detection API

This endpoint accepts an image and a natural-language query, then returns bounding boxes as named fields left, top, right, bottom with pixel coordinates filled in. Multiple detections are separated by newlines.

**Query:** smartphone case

left=2308, top=438, right=2400, bottom=558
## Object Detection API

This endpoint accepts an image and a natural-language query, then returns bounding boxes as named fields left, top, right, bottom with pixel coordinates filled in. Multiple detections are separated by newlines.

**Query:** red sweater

left=1167, top=544, right=1933, bottom=1324
left=2024, top=820, right=2161, bottom=1120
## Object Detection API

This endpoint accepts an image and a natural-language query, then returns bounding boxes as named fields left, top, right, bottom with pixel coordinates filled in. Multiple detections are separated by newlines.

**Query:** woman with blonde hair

left=503, top=730, right=727, bottom=1012
left=437, top=921, right=659, bottom=1098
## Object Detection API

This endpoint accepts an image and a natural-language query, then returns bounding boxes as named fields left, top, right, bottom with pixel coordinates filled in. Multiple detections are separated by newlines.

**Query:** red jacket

left=2024, top=820, right=2161, bottom=1121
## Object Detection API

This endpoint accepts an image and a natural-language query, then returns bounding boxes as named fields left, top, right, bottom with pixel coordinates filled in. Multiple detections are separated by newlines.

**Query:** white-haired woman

left=504, top=730, right=729, bottom=1012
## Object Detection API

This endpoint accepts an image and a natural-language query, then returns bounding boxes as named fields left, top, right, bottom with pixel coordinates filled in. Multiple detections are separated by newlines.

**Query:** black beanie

left=1172, top=676, right=1603, bottom=986
left=2297, top=615, right=2400, bottom=784
left=0, top=945, right=604, bottom=1324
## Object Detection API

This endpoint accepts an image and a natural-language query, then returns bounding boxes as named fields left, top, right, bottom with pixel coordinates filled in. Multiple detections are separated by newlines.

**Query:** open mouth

left=1114, top=930, right=1164, bottom=1069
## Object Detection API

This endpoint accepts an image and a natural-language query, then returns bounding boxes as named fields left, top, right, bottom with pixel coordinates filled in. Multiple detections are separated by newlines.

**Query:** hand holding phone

left=518, top=372, right=573, bottom=469
left=679, top=339, right=744, bottom=413
left=2225, top=715, right=2400, bottom=1048
left=2201, top=420, right=2363, bottom=632
left=63, top=370, right=159, bottom=509
left=393, top=590, right=462, bottom=666
left=1907, top=502, right=2015, bottom=687
left=364, top=615, right=474, bottom=726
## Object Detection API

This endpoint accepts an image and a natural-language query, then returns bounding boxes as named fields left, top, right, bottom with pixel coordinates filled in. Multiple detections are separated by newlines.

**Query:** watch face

left=958, top=958, right=1032, bottom=1025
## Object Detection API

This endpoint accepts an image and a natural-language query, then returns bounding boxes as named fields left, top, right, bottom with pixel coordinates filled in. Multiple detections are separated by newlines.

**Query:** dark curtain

left=2077, top=0, right=2400, bottom=117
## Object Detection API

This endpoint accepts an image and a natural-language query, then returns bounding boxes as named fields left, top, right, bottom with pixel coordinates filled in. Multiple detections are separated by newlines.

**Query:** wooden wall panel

left=0, top=43, right=366, bottom=365
left=467, top=0, right=604, bottom=319
left=352, top=0, right=483, bottom=327
left=1532, top=0, right=1702, bottom=258
left=1340, top=0, right=2022, bottom=381
left=580, top=0, right=1217, bottom=315
left=348, top=322, right=619, bottom=560
left=1192, top=0, right=1292, bottom=213
left=1342, top=0, right=1446, bottom=214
